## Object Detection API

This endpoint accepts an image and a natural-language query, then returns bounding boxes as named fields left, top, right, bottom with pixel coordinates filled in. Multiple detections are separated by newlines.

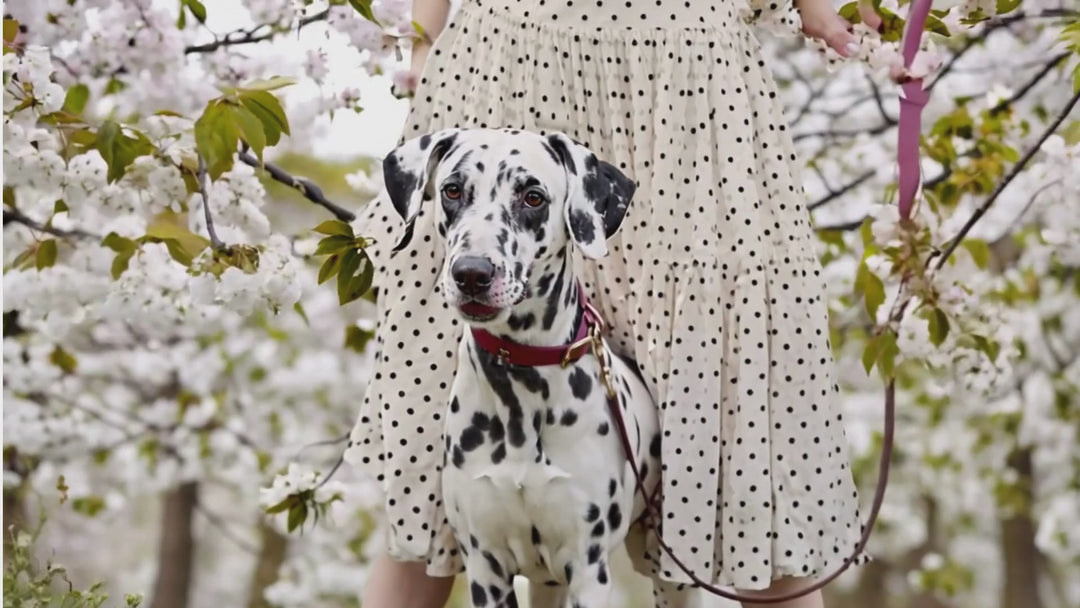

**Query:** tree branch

left=935, top=87, right=1080, bottom=270
left=3, top=208, right=98, bottom=239
left=238, top=149, right=357, bottom=223
left=196, top=155, right=225, bottom=250
left=808, top=170, right=876, bottom=212
left=183, top=9, right=330, bottom=55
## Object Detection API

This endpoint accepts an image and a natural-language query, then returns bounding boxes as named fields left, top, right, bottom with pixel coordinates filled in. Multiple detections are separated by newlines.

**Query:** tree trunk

left=3, top=448, right=29, bottom=568
left=1001, top=448, right=1042, bottom=608
left=150, top=482, right=199, bottom=608
left=247, top=521, right=289, bottom=608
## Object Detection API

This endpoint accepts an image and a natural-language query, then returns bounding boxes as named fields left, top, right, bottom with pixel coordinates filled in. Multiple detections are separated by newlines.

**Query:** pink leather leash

left=897, top=0, right=933, bottom=220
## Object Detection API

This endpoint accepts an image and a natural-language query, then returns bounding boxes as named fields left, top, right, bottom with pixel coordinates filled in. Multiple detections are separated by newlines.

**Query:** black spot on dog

left=546, top=408, right=556, bottom=425
left=546, top=135, right=577, bottom=175
left=471, top=411, right=491, bottom=431
left=531, top=526, right=541, bottom=544
left=483, top=551, right=505, bottom=579
left=450, top=397, right=460, bottom=413
left=585, top=503, right=600, bottom=522
left=471, top=581, right=488, bottom=607
left=460, top=426, right=484, bottom=452
left=532, top=411, right=542, bottom=432
left=607, top=503, right=622, bottom=530
left=564, top=563, right=574, bottom=584
left=507, top=417, right=526, bottom=447
left=597, top=422, right=609, bottom=435
left=560, top=410, right=578, bottom=426
left=452, top=445, right=465, bottom=468
left=489, top=585, right=503, bottom=602
left=470, top=534, right=479, bottom=548
left=541, top=255, right=568, bottom=330
left=591, top=521, right=605, bottom=537
left=508, top=366, right=550, bottom=399
left=568, top=367, right=592, bottom=399
left=491, top=442, right=507, bottom=464
left=650, top=433, right=662, bottom=458
left=507, top=312, right=536, bottom=331
left=587, top=544, right=602, bottom=564
left=488, top=417, right=505, bottom=442
left=597, top=563, right=609, bottom=585
left=475, top=161, right=485, bottom=172
left=382, top=153, right=417, bottom=221
left=608, top=478, right=617, bottom=497
left=418, top=134, right=432, bottom=150
left=568, top=208, right=596, bottom=245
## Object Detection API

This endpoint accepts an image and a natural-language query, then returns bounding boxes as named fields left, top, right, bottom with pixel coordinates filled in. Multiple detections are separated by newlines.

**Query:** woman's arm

left=410, top=0, right=452, bottom=75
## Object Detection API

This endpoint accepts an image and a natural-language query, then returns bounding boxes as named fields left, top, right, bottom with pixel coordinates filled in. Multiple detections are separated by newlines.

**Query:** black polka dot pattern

left=343, top=0, right=867, bottom=590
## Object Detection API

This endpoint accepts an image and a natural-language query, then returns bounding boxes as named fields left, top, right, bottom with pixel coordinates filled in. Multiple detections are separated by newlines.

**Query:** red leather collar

left=469, top=284, right=603, bottom=367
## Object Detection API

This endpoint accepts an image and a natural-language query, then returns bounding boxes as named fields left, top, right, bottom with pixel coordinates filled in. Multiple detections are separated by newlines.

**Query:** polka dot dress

left=344, top=0, right=868, bottom=590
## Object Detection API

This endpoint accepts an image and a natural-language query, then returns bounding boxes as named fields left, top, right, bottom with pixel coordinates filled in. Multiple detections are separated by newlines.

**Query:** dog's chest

left=441, top=343, right=638, bottom=572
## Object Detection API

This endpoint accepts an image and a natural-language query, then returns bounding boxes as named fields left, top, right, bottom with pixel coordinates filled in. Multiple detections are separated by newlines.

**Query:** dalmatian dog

left=382, top=128, right=694, bottom=608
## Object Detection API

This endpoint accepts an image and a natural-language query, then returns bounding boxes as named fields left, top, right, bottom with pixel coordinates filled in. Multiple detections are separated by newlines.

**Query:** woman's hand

left=795, top=0, right=882, bottom=58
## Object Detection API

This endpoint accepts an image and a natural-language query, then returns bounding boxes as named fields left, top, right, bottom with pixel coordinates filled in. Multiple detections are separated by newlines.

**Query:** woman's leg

left=360, top=554, right=456, bottom=608
left=737, top=577, right=825, bottom=608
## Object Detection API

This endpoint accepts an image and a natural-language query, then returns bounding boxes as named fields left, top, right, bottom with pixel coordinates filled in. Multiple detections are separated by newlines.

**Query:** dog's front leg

left=463, top=558, right=519, bottom=608
left=563, top=555, right=613, bottom=608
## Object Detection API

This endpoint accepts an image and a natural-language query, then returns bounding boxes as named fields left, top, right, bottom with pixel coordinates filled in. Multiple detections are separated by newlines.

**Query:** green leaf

left=315, top=235, right=357, bottom=256
left=339, top=250, right=374, bottom=305
left=240, top=76, right=297, bottom=92
left=995, top=0, right=1021, bottom=14
left=35, top=239, right=58, bottom=269
left=183, top=0, right=207, bottom=23
left=104, top=78, right=127, bottom=95
left=54, top=199, right=69, bottom=214
left=1063, top=120, right=1080, bottom=146
left=857, top=261, right=886, bottom=319
left=49, top=345, right=78, bottom=374
left=973, top=335, right=1001, bottom=362
left=94, top=120, right=154, bottom=183
left=103, top=232, right=136, bottom=252
left=194, top=100, right=240, bottom=180
left=862, top=333, right=883, bottom=375
left=293, top=302, right=310, bottom=326
left=71, top=496, right=106, bottom=517
left=314, top=219, right=354, bottom=237
left=879, top=332, right=899, bottom=380
left=62, top=84, right=90, bottom=115
left=287, top=502, right=308, bottom=533
left=265, top=495, right=297, bottom=515
left=927, top=307, right=949, bottom=347
left=144, top=210, right=212, bottom=262
left=229, top=104, right=267, bottom=163
left=318, top=253, right=342, bottom=285
left=2, top=19, right=17, bottom=54
left=346, top=0, right=380, bottom=24
left=337, top=248, right=361, bottom=302
left=961, top=239, right=991, bottom=269
left=344, top=324, right=375, bottom=353
left=237, top=90, right=290, bottom=148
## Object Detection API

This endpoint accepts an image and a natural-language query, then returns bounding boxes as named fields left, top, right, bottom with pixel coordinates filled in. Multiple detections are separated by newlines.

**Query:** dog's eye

left=442, top=184, right=463, bottom=200
left=522, top=190, right=547, bottom=208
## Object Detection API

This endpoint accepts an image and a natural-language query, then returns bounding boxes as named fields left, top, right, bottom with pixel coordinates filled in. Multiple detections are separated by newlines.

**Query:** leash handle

left=897, top=0, right=933, bottom=219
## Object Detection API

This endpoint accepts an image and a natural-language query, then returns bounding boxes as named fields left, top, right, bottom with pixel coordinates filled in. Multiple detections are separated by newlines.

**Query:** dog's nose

left=451, top=256, right=496, bottom=296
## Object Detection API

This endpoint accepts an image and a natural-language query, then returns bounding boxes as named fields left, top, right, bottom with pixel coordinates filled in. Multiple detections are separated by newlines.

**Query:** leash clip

left=496, top=347, right=511, bottom=367
left=589, top=324, right=618, bottom=399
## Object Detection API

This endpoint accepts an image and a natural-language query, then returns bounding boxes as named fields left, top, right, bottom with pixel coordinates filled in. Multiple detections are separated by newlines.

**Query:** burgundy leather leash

left=467, top=3, right=931, bottom=600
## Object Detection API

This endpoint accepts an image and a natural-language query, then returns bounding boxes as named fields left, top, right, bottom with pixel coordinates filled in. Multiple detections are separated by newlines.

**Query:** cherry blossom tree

left=2, top=0, right=1078, bottom=607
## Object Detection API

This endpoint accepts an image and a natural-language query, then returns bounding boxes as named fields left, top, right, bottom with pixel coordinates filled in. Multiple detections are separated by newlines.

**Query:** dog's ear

left=382, top=128, right=461, bottom=252
left=545, top=133, right=636, bottom=259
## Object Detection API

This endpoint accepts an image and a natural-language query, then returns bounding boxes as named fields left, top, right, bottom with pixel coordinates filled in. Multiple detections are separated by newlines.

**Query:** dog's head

left=382, top=128, right=635, bottom=323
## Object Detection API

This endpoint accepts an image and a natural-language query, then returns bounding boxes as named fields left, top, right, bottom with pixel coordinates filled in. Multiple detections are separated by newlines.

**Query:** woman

left=345, top=0, right=869, bottom=606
